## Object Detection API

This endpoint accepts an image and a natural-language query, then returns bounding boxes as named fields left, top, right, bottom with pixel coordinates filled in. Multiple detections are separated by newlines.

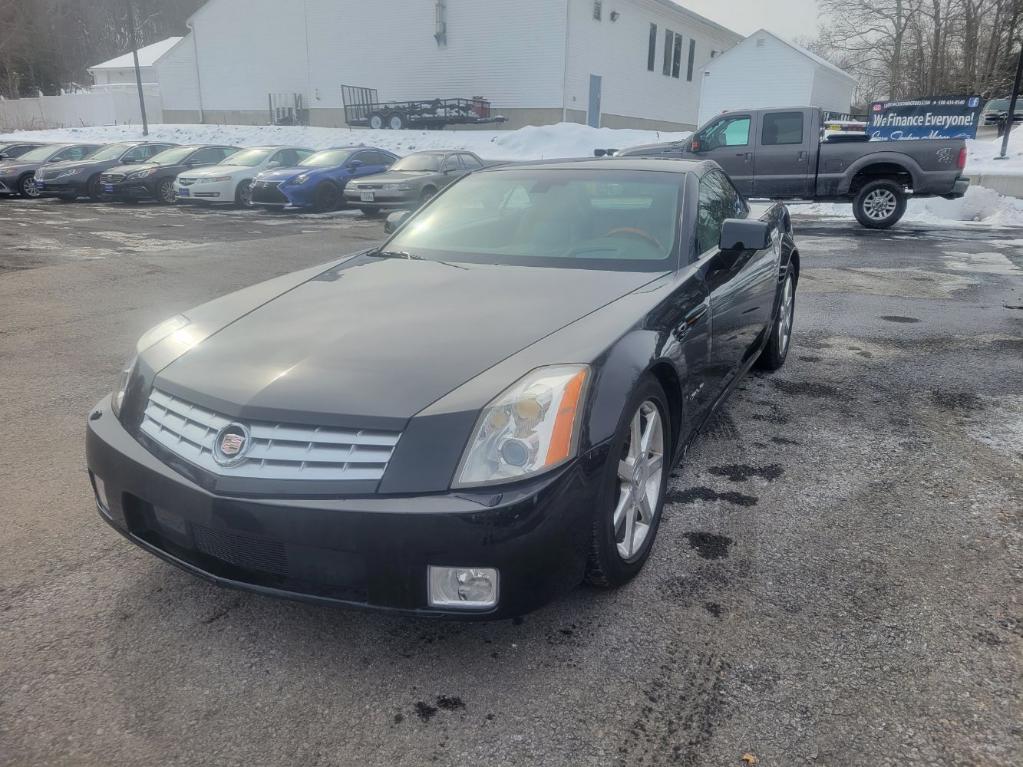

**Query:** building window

left=648, top=23, right=657, bottom=71
left=671, top=33, right=682, bottom=78
left=593, top=0, right=602, bottom=20
left=687, top=39, right=696, bottom=80
left=663, top=29, right=673, bottom=75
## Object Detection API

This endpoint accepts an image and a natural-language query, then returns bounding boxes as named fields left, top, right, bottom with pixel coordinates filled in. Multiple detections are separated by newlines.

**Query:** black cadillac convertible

left=86, top=158, right=799, bottom=619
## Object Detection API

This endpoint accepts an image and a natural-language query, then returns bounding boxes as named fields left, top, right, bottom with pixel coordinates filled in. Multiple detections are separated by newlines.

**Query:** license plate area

left=177, top=187, right=190, bottom=197
left=360, top=191, right=375, bottom=202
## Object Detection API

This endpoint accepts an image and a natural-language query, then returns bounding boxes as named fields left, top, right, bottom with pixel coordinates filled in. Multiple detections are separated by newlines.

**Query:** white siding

left=698, top=34, right=814, bottom=125
left=564, top=0, right=741, bottom=128
left=809, top=66, right=856, bottom=115
left=154, top=36, right=201, bottom=113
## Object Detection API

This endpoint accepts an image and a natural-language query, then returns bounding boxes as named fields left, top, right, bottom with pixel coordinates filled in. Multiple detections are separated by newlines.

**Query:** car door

left=753, top=110, right=813, bottom=198
left=354, top=151, right=389, bottom=179
left=689, top=114, right=754, bottom=195
left=696, top=170, right=778, bottom=387
left=119, top=145, right=152, bottom=166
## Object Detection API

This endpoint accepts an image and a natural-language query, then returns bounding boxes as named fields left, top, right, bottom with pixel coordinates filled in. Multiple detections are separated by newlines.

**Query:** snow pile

left=0, top=122, right=689, bottom=162
left=966, top=130, right=1023, bottom=175
left=796, top=185, right=1023, bottom=227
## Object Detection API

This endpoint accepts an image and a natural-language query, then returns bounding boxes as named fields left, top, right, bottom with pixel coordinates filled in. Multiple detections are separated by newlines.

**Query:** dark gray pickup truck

left=612, top=107, right=970, bottom=229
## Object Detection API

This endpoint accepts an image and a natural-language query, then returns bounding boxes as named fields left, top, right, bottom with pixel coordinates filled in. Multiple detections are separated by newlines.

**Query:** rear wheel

left=312, top=182, right=340, bottom=212
left=18, top=174, right=40, bottom=198
left=368, top=112, right=385, bottom=130
left=156, top=178, right=176, bottom=204
left=586, top=376, right=671, bottom=588
left=388, top=113, right=407, bottom=130
left=853, top=179, right=906, bottom=229
left=756, top=271, right=795, bottom=371
left=234, top=179, right=253, bottom=207
left=419, top=186, right=437, bottom=206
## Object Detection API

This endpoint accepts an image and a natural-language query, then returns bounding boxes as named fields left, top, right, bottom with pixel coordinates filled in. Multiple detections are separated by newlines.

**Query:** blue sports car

left=250, top=146, right=397, bottom=212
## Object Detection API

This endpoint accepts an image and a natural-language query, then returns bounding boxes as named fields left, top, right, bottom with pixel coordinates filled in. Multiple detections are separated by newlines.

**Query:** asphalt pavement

left=0, top=198, right=1020, bottom=766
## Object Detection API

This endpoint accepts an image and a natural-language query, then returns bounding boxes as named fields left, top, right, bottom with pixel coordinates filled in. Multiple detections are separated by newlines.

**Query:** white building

left=88, top=37, right=183, bottom=88
left=156, top=0, right=742, bottom=130
left=698, top=29, right=856, bottom=126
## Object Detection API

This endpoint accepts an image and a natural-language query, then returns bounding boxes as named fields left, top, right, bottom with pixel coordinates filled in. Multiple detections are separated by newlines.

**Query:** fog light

left=428, top=566, right=499, bottom=609
left=92, top=474, right=110, bottom=510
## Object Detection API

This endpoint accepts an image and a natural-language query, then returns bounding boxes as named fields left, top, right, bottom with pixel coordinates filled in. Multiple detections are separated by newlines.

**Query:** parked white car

left=175, top=146, right=313, bottom=207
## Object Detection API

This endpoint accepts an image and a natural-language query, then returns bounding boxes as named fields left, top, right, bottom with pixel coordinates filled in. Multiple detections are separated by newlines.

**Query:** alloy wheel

left=777, top=275, right=794, bottom=355
left=614, top=400, right=665, bottom=561
left=21, top=176, right=40, bottom=198
left=863, top=188, right=897, bottom=221
left=158, top=179, right=175, bottom=204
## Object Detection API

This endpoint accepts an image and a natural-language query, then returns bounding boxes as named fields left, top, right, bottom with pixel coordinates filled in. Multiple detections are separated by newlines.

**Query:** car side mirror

left=689, top=136, right=702, bottom=152
left=720, top=219, right=771, bottom=252
left=348, top=159, right=364, bottom=170
left=384, top=210, right=410, bottom=234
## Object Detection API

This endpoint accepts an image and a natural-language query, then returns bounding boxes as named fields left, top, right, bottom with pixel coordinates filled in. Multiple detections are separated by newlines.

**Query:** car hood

left=0, top=161, right=37, bottom=175
left=616, top=141, right=685, bottom=157
left=185, top=164, right=250, bottom=178
left=350, top=170, right=434, bottom=186
left=106, top=162, right=158, bottom=175
left=156, top=254, right=658, bottom=426
left=256, top=166, right=316, bottom=183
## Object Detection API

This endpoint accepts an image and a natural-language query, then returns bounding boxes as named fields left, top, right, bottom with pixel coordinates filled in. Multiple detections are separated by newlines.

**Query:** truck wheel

left=368, top=112, right=385, bottom=130
left=388, top=113, right=406, bottom=130
left=853, top=179, right=906, bottom=229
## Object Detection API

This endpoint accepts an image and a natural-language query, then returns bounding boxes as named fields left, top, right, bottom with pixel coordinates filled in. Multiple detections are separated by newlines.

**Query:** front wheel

left=853, top=179, right=907, bottom=229
left=18, top=174, right=40, bottom=198
left=756, top=271, right=795, bottom=371
left=312, top=182, right=340, bottom=212
left=156, top=178, right=176, bottom=204
left=234, top=179, right=253, bottom=207
left=586, top=377, right=671, bottom=588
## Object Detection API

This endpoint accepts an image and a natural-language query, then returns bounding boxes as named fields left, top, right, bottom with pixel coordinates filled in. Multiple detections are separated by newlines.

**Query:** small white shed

left=698, top=29, right=856, bottom=126
left=87, top=37, right=183, bottom=87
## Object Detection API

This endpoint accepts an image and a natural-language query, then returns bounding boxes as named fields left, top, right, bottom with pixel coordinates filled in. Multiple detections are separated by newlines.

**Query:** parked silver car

left=344, top=150, right=486, bottom=215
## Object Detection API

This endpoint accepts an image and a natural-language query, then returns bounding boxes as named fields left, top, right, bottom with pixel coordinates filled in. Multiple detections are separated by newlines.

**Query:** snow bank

left=966, top=130, right=1023, bottom=175
left=0, top=122, right=689, bottom=162
left=795, top=185, right=1023, bottom=227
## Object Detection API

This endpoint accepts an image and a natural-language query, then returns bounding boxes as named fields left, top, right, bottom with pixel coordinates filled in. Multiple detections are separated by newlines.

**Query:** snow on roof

left=710, top=29, right=856, bottom=84
left=88, top=37, right=183, bottom=71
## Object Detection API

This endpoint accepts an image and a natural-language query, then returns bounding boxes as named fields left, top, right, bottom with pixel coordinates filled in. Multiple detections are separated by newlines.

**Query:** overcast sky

left=678, top=0, right=820, bottom=41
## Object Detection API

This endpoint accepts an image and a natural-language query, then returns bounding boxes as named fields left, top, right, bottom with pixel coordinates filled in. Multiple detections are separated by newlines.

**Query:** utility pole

left=997, top=45, right=1023, bottom=160
left=125, top=0, right=149, bottom=136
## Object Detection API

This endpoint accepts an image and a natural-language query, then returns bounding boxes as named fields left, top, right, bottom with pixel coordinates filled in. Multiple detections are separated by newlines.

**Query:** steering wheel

left=605, top=227, right=664, bottom=251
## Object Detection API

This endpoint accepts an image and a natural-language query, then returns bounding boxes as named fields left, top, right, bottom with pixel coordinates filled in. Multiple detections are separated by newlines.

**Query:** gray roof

left=708, top=29, right=856, bottom=84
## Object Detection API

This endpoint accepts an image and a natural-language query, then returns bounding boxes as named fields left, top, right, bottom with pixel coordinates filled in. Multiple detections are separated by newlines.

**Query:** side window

left=271, top=149, right=299, bottom=166
left=696, top=172, right=738, bottom=255
left=295, top=149, right=313, bottom=162
left=190, top=147, right=226, bottom=164
left=698, top=116, right=751, bottom=151
left=442, top=155, right=462, bottom=172
left=366, top=151, right=393, bottom=166
left=712, top=171, right=747, bottom=218
left=460, top=153, right=483, bottom=169
left=145, top=144, right=171, bottom=159
left=55, top=146, right=86, bottom=161
left=762, top=112, right=804, bottom=145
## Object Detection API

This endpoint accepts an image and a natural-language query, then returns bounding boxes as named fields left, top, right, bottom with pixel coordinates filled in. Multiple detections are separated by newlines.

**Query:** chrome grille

left=141, top=389, right=400, bottom=481
left=101, top=173, right=126, bottom=184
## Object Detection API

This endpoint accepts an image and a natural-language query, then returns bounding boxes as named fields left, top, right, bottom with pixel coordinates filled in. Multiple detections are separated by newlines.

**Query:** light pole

left=125, top=0, right=149, bottom=136
left=996, top=45, right=1023, bottom=160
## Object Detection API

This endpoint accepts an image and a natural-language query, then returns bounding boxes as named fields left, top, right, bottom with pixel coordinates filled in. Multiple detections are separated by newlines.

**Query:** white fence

left=0, top=84, right=163, bottom=131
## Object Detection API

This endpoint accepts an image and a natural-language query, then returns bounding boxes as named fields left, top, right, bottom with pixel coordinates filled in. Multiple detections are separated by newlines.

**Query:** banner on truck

left=868, top=97, right=982, bottom=140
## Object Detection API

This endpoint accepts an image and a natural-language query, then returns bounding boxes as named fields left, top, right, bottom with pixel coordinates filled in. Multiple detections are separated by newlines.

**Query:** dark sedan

left=0, top=143, right=101, bottom=198
left=35, top=141, right=176, bottom=201
left=0, top=142, right=49, bottom=162
left=100, top=145, right=239, bottom=204
left=86, top=158, right=799, bottom=619
left=344, top=150, right=486, bottom=215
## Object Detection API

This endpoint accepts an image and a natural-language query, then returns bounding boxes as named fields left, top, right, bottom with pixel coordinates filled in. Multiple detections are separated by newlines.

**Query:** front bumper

left=944, top=177, right=970, bottom=200
left=344, top=188, right=418, bottom=208
left=0, top=177, right=16, bottom=194
left=100, top=180, right=155, bottom=201
left=176, top=180, right=234, bottom=203
left=86, top=396, right=599, bottom=619
left=251, top=181, right=310, bottom=210
left=35, top=178, right=85, bottom=197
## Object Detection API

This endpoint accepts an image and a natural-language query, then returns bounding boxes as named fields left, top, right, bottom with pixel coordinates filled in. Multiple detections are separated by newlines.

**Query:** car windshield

left=148, top=146, right=197, bottom=165
left=300, top=149, right=354, bottom=168
left=220, top=148, right=273, bottom=167
left=16, top=145, right=66, bottom=162
left=985, top=99, right=1009, bottom=111
left=391, top=154, right=444, bottom=172
left=385, top=169, right=681, bottom=271
left=87, top=143, right=133, bottom=161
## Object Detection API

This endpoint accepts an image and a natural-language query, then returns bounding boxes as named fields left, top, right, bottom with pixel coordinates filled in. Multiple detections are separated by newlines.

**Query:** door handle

left=674, top=301, right=710, bottom=341
left=736, top=152, right=752, bottom=162
left=797, top=150, right=808, bottom=161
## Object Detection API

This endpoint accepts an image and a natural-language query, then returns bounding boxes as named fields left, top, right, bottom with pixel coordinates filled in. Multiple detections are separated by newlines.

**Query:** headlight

left=112, top=315, right=191, bottom=417
left=128, top=168, right=157, bottom=179
left=291, top=173, right=310, bottom=185
left=203, top=175, right=232, bottom=183
left=111, top=355, right=136, bottom=418
left=454, top=365, right=589, bottom=487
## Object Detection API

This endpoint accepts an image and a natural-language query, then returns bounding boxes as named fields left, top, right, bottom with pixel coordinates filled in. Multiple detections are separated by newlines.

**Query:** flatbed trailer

left=341, top=85, right=506, bottom=130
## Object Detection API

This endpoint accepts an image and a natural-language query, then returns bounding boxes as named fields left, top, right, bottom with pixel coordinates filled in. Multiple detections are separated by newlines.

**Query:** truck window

left=762, top=112, right=804, bottom=145
left=697, top=116, right=751, bottom=151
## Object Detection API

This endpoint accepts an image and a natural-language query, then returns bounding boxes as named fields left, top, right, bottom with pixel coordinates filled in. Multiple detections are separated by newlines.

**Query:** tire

left=311, top=182, right=340, bottom=213
left=86, top=175, right=103, bottom=201
left=756, top=270, right=795, bottom=372
left=359, top=206, right=382, bottom=217
left=156, top=178, right=176, bottom=205
left=368, top=112, right=385, bottom=130
left=234, top=179, right=253, bottom=207
left=388, top=113, right=406, bottom=130
left=18, top=174, right=40, bottom=198
left=586, top=376, right=672, bottom=588
left=852, top=179, right=907, bottom=229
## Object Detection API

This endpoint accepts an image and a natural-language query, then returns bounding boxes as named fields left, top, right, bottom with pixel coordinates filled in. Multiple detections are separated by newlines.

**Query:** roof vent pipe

left=435, top=0, right=447, bottom=46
